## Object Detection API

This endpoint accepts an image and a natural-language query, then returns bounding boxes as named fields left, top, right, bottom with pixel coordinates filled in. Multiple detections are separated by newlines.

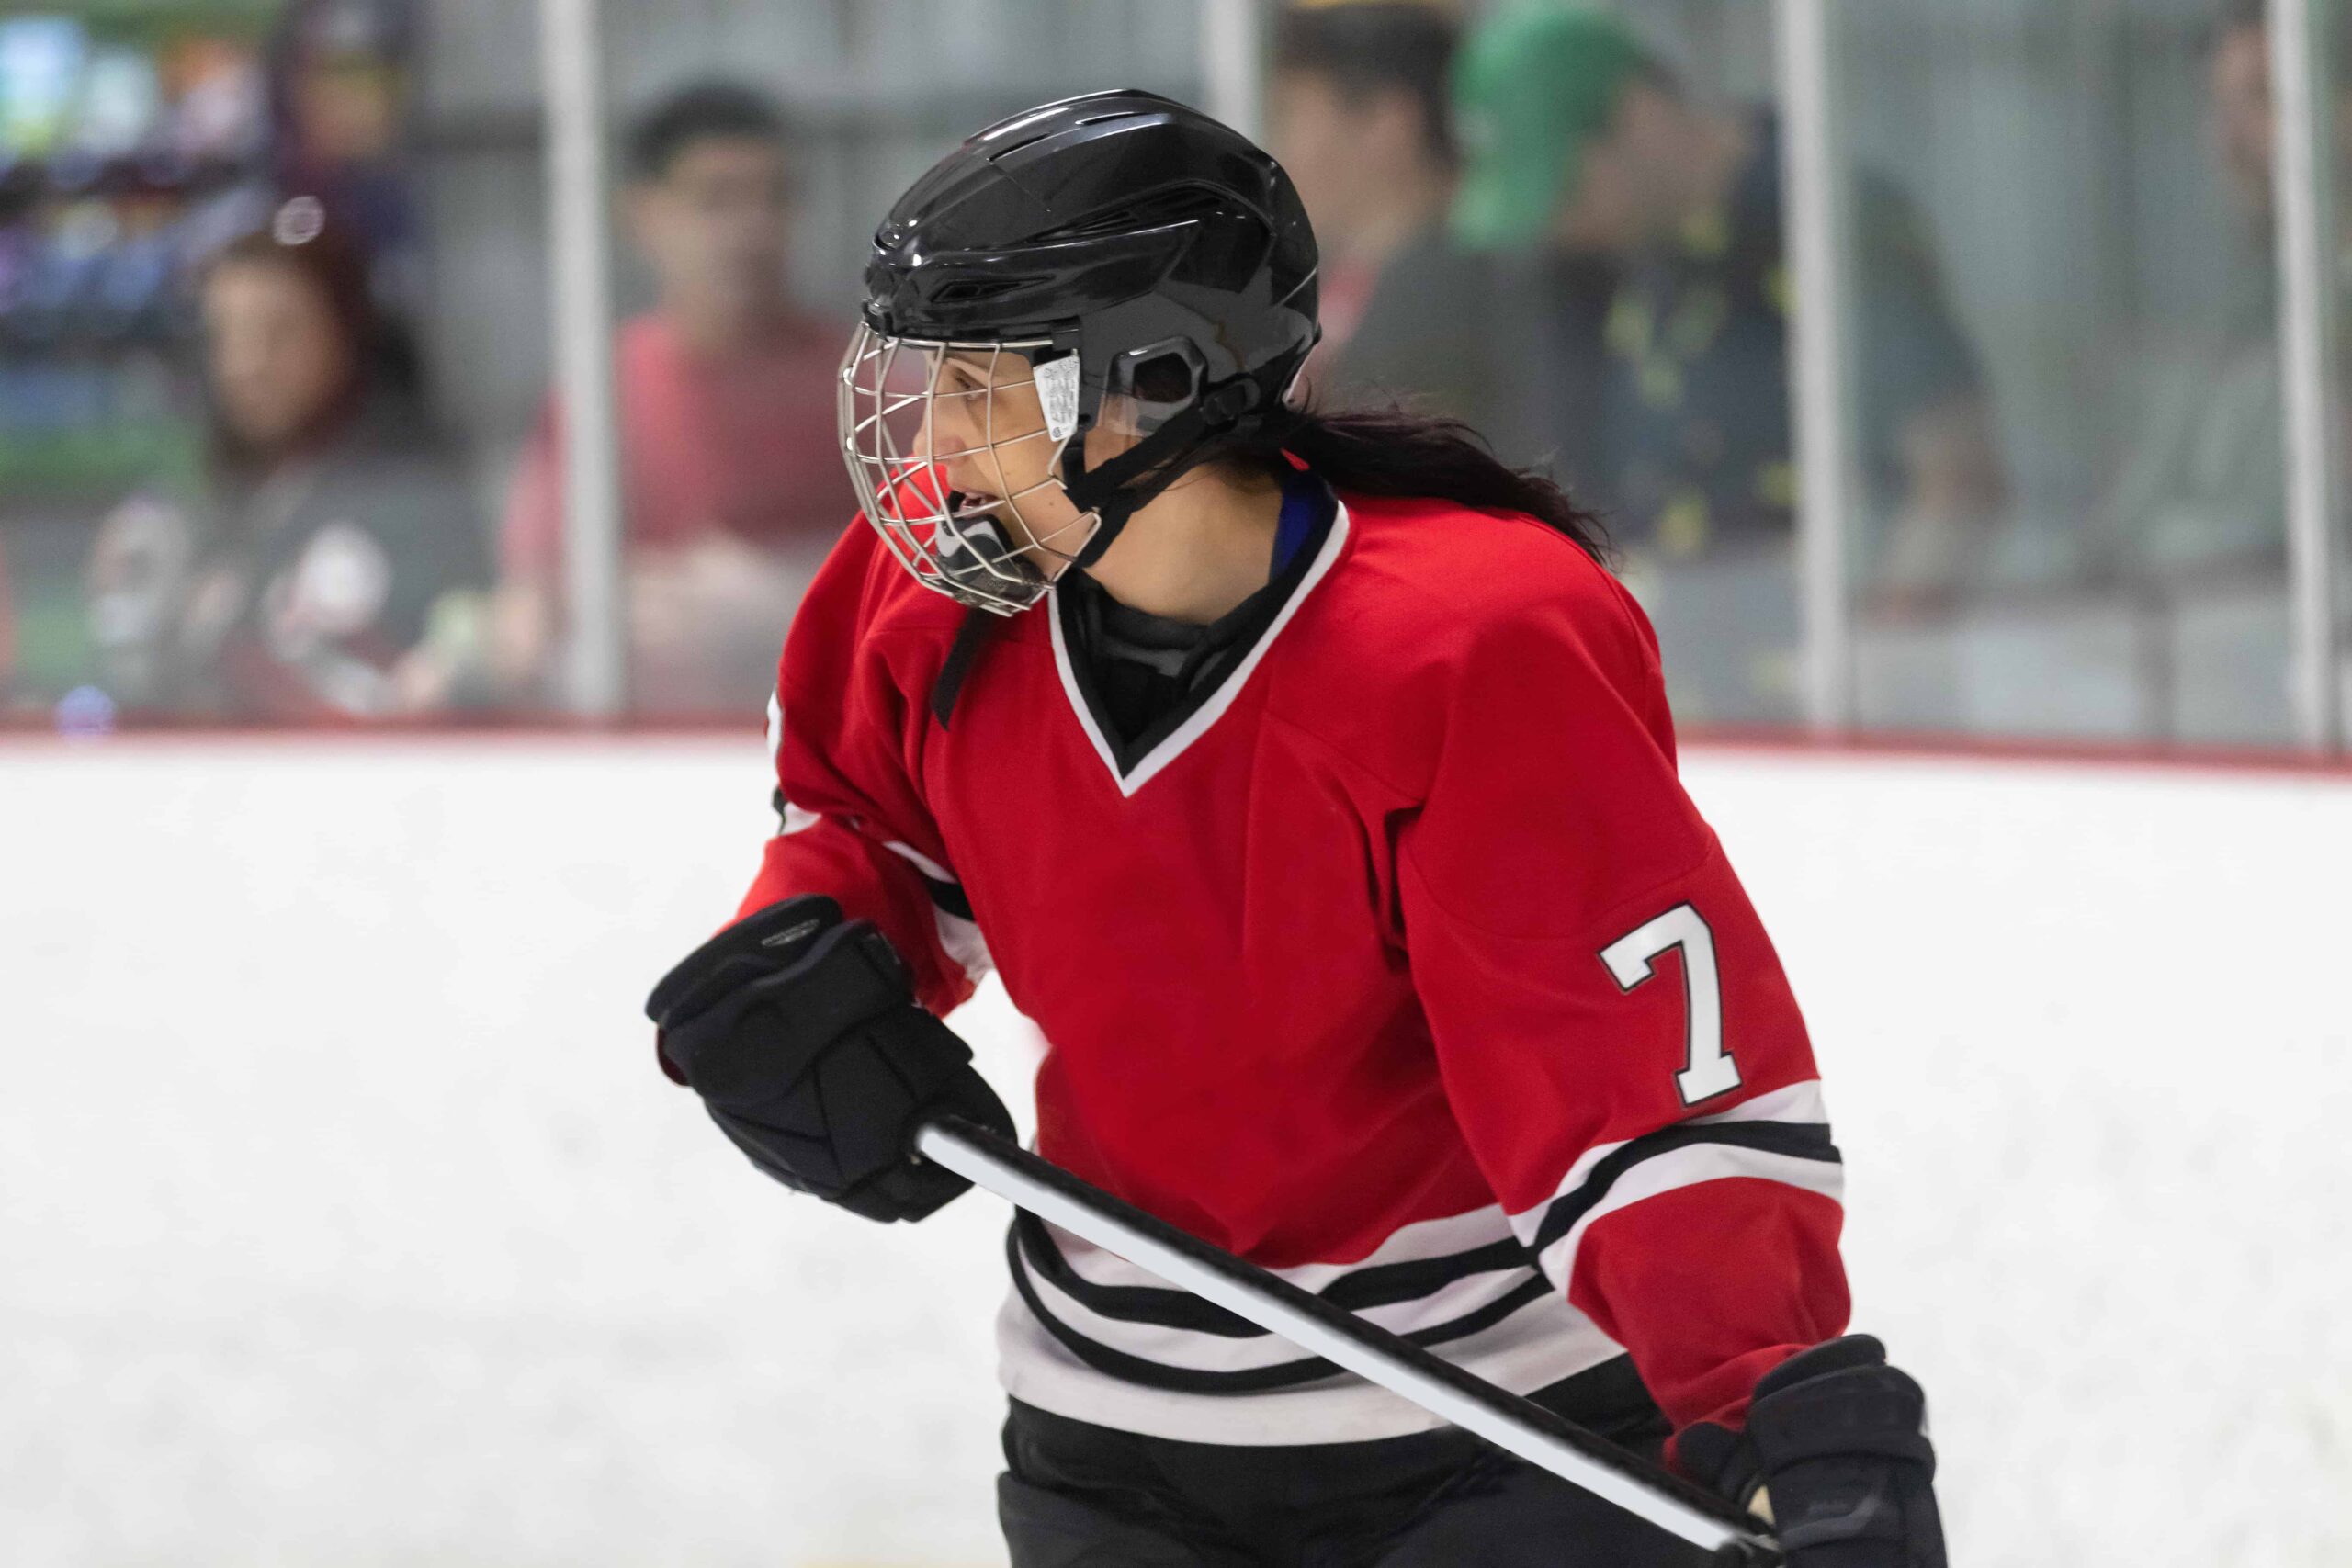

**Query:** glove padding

left=1682, top=1336, right=1945, bottom=1568
left=647, top=896, right=1015, bottom=1223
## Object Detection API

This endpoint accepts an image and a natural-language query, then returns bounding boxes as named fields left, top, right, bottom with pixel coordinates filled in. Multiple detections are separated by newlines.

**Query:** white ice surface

left=2, top=737, right=2346, bottom=1566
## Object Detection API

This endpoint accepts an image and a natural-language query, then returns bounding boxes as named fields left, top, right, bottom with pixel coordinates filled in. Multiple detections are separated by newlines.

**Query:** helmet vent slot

left=931, top=278, right=1028, bottom=306
left=1039, top=186, right=1228, bottom=243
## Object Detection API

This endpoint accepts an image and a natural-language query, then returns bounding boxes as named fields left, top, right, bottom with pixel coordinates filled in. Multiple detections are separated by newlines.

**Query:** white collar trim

left=1046, top=500, right=1351, bottom=798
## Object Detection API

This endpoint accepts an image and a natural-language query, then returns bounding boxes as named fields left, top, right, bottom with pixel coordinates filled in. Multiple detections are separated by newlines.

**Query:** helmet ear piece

left=1107, top=338, right=1207, bottom=432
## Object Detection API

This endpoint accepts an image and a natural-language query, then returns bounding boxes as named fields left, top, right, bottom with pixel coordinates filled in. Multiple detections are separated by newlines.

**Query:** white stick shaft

left=916, top=1123, right=1752, bottom=1556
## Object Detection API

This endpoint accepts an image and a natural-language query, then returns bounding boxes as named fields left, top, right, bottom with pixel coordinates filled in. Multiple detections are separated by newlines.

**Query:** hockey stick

left=914, top=1117, right=1783, bottom=1566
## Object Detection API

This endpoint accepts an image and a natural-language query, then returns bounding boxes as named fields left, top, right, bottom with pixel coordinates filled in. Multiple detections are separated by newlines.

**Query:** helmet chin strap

left=1056, top=379, right=1266, bottom=570
left=929, top=382, right=1262, bottom=729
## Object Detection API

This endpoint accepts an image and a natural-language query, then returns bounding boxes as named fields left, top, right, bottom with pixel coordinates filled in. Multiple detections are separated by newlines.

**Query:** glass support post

left=2269, top=0, right=2344, bottom=751
left=1774, top=0, right=1856, bottom=732
left=538, top=0, right=627, bottom=717
left=1202, top=0, right=1264, bottom=141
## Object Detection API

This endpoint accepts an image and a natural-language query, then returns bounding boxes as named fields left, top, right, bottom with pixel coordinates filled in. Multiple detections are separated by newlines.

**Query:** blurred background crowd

left=1, top=0, right=2347, bottom=746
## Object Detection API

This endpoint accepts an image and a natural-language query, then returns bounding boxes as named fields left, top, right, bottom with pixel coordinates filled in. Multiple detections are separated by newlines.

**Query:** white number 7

left=1600, top=903, right=1739, bottom=1106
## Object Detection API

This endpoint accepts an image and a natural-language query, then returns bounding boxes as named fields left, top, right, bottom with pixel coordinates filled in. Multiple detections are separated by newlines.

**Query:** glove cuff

left=646, top=895, right=844, bottom=1026
left=1747, top=1337, right=1936, bottom=1477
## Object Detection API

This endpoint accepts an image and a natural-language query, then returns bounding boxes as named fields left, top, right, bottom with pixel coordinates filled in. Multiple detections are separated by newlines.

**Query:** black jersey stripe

left=872, top=832, right=974, bottom=920
left=1007, top=1225, right=1557, bottom=1395
left=1011, top=1213, right=1537, bottom=1338
left=1525, top=1121, right=1842, bottom=1260
left=919, top=872, right=973, bottom=921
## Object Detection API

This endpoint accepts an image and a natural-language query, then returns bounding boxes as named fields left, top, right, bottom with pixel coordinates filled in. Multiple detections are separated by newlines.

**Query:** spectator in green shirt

left=1452, top=4, right=2007, bottom=610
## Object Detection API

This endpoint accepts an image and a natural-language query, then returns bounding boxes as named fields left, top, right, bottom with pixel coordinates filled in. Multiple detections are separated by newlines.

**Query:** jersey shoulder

left=1323, top=489, right=1659, bottom=682
left=792, top=516, right=971, bottom=651
left=1279, top=491, right=1671, bottom=796
left=775, top=515, right=980, bottom=733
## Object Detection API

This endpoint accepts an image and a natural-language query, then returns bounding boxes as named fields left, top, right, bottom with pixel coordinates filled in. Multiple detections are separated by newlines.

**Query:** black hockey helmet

left=839, top=89, right=1320, bottom=614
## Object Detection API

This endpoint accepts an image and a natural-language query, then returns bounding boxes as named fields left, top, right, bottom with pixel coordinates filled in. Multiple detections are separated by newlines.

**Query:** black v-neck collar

left=1046, top=496, right=1351, bottom=797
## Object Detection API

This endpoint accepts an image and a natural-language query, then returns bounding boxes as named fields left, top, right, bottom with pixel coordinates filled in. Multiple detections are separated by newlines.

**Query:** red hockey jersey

left=740, top=486, right=1849, bottom=1450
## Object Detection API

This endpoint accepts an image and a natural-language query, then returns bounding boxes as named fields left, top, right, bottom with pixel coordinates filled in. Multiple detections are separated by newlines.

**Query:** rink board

left=3, top=736, right=2346, bottom=1568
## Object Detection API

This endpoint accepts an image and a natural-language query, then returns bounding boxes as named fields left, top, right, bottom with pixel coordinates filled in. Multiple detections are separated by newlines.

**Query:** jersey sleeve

left=1396, top=571, right=1849, bottom=1462
left=733, top=535, right=985, bottom=1020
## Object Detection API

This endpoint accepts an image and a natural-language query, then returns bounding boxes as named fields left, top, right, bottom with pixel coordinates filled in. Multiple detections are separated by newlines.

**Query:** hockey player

left=648, top=92, right=1945, bottom=1566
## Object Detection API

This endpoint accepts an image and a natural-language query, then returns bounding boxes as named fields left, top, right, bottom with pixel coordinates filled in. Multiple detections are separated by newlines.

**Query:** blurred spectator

left=84, top=200, right=487, bottom=720
left=1270, top=4, right=1493, bottom=422
left=492, top=81, right=854, bottom=714
left=2091, top=0, right=2348, bottom=589
left=1452, top=4, right=2005, bottom=605
left=267, top=0, right=426, bottom=331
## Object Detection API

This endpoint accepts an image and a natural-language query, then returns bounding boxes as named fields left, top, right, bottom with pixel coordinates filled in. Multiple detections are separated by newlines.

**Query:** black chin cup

left=933, top=512, right=1050, bottom=611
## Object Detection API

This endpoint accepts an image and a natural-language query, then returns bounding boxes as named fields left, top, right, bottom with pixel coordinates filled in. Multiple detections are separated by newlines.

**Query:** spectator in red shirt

left=492, top=81, right=855, bottom=713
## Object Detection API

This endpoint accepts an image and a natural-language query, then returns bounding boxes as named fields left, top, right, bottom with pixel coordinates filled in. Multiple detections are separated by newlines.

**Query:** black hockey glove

left=1681, top=1336, right=1945, bottom=1568
left=646, top=895, right=1015, bottom=1223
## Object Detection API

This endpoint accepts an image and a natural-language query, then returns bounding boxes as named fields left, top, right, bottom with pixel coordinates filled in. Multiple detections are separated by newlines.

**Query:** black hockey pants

left=997, top=1361, right=1715, bottom=1568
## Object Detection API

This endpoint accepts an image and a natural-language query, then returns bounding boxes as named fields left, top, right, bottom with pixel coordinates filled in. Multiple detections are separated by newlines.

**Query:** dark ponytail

left=1238, top=405, right=1613, bottom=564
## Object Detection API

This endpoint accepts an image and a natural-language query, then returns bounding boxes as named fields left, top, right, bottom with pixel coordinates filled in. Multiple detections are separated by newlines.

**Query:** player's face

left=924, top=349, right=1133, bottom=559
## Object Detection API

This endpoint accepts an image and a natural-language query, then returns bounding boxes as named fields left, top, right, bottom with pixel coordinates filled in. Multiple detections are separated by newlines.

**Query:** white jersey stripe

left=1530, top=1145, right=1848, bottom=1293
left=880, top=839, right=956, bottom=885
left=998, top=1280, right=1627, bottom=1446
left=876, top=840, right=991, bottom=982
left=1691, top=1077, right=1831, bottom=1128
left=933, top=906, right=993, bottom=984
left=1015, top=1242, right=1544, bottom=1374
left=1504, top=1078, right=1833, bottom=1251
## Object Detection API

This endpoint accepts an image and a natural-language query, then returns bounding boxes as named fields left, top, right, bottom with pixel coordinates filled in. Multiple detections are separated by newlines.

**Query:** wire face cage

left=837, top=325, right=1100, bottom=615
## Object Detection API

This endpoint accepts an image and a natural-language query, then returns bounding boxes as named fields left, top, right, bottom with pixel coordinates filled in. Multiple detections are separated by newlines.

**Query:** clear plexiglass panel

left=1836, top=0, right=2301, bottom=745
left=3, top=1, right=540, bottom=729
left=506, top=0, right=1204, bottom=717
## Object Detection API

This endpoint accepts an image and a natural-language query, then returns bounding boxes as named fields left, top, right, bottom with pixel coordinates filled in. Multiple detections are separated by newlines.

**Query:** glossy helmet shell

left=861, top=89, right=1320, bottom=440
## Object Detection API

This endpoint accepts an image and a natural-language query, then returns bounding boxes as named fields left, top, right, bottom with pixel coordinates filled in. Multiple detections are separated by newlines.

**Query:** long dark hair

left=1232, top=404, right=1614, bottom=564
